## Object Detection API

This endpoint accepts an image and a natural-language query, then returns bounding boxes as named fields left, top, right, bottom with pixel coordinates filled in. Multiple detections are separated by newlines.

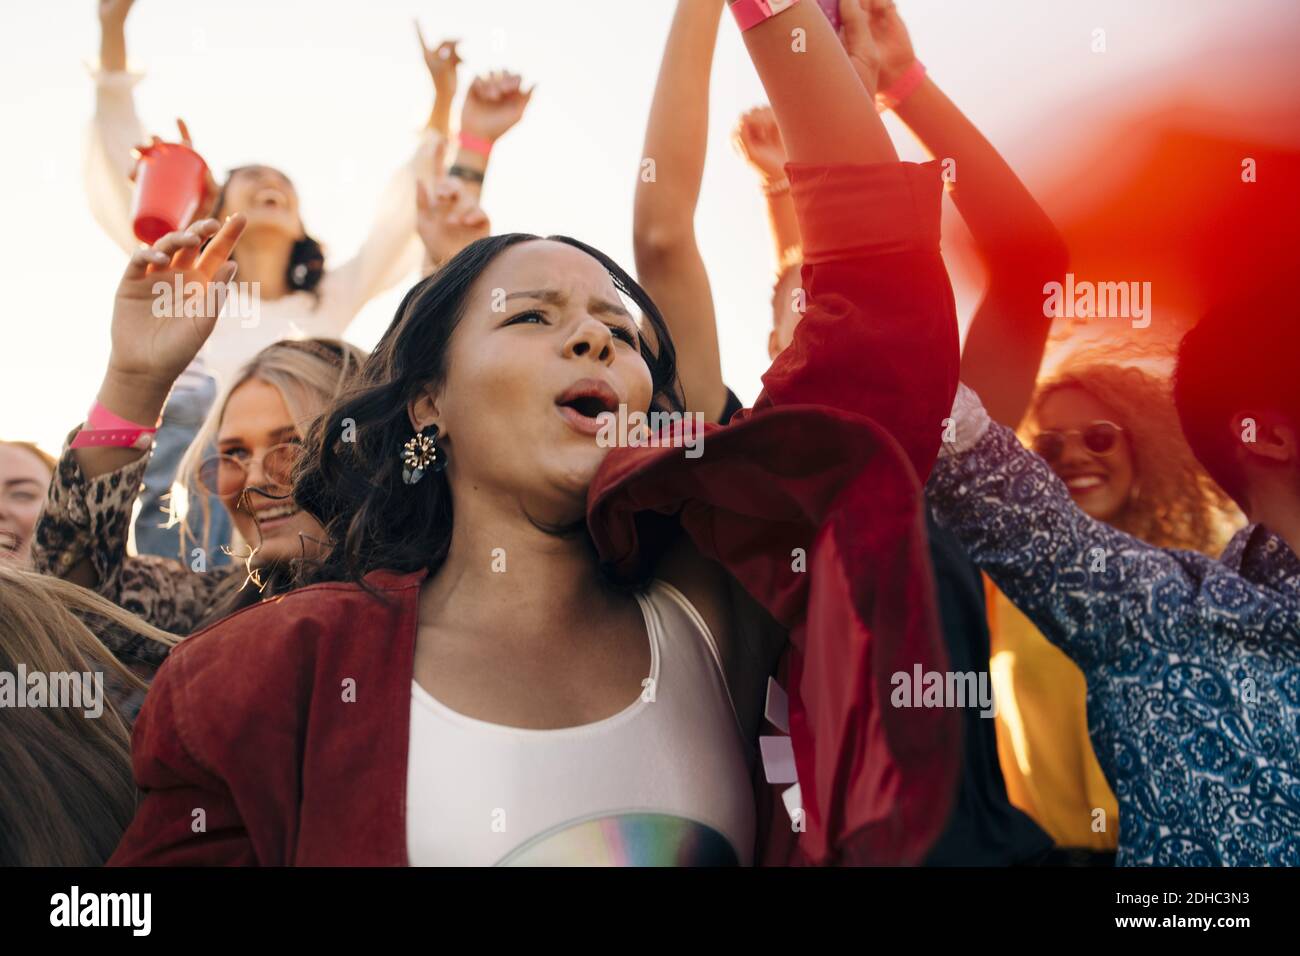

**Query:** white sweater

left=84, top=67, right=440, bottom=388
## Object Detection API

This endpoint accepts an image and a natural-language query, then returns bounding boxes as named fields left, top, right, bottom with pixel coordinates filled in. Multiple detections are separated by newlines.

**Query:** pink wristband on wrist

left=730, top=0, right=801, bottom=33
left=876, top=60, right=927, bottom=112
left=69, top=401, right=159, bottom=451
left=456, top=131, right=494, bottom=157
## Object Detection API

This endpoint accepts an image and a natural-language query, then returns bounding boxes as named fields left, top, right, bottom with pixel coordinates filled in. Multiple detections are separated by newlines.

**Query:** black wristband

left=447, top=164, right=485, bottom=184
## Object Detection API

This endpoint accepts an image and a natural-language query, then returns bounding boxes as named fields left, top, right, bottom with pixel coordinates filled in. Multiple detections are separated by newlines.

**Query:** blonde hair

left=1024, top=362, right=1235, bottom=553
left=0, top=564, right=178, bottom=865
left=174, top=338, right=366, bottom=559
left=0, top=440, right=56, bottom=474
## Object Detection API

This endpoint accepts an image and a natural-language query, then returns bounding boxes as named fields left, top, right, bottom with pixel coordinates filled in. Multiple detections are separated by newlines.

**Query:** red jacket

left=110, top=161, right=961, bottom=866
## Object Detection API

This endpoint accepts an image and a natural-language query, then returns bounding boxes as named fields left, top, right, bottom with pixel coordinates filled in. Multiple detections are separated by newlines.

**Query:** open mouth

left=252, top=187, right=289, bottom=210
left=1062, top=474, right=1107, bottom=494
left=562, top=395, right=614, bottom=418
left=555, top=380, right=619, bottom=436
left=250, top=501, right=300, bottom=530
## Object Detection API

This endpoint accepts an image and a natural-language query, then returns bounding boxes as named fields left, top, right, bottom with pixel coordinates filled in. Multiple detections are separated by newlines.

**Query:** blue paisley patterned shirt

left=927, top=421, right=1300, bottom=866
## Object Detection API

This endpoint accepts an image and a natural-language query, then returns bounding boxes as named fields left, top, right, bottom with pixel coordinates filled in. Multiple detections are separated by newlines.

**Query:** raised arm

left=733, top=0, right=892, bottom=273
left=88, top=3, right=223, bottom=252
left=632, top=0, right=729, bottom=423
left=98, top=0, right=130, bottom=72
left=86, top=0, right=146, bottom=252
left=32, top=217, right=246, bottom=634
left=415, top=29, right=462, bottom=140
left=737, top=0, right=957, bottom=482
left=448, top=71, right=533, bottom=201
left=868, top=0, right=1068, bottom=427
left=925, top=386, right=1299, bottom=671
left=732, top=106, right=802, bottom=270
left=733, top=0, right=896, bottom=164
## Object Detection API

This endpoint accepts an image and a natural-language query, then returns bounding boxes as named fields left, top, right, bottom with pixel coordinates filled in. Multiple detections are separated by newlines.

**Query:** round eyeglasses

left=1031, top=421, right=1124, bottom=464
left=196, top=442, right=303, bottom=497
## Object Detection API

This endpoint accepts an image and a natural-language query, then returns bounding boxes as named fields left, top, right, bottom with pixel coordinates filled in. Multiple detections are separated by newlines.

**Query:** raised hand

left=866, top=0, right=917, bottom=92
left=459, top=71, right=535, bottom=146
left=98, top=0, right=136, bottom=72
left=731, top=106, right=789, bottom=183
left=417, top=177, right=490, bottom=273
left=415, top=26, right=462, bottom=101
left=107, top=215, right=246, bottom=394
left=97, top=0, right=135, bottom=26
left=838, top=0, right=884, bottom=96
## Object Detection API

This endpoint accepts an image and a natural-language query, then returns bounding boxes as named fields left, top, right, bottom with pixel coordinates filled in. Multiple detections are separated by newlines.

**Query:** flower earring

left=401, top=425, right=446, bottom=485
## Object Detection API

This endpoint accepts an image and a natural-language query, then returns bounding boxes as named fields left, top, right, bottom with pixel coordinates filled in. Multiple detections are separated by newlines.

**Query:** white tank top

left=405, top=580, right=756, bottom=866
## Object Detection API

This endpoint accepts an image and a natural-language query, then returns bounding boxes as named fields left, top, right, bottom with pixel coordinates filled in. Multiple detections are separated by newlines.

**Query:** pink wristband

left=456, top=131, right=494, bottom=157
left=877, top=60, right=927, bottom=112
left=69, top=401, right=159, bottom=450
left=86, top=402, right=158, bottom=432
left=730, top=0, right=801, bottom=33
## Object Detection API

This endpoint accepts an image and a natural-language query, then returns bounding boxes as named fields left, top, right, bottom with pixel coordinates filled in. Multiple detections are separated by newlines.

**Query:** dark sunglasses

left=197, top=443, right=303, bottom=497
left=1031, top=421, right=1125, bottom=463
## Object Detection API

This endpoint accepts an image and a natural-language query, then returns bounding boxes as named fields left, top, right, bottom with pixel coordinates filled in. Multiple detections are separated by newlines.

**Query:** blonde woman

left=0, top=563, right=177, bottom=864
left=33, top=218, right=365, bottom=638
left=987, top=362, right=1234, bottom=861
left=0, top=441, right=55, bottom=567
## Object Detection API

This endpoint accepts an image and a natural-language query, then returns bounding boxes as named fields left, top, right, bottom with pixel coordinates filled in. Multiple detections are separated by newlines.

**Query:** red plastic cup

left=130, top=142, right=210, bottom=245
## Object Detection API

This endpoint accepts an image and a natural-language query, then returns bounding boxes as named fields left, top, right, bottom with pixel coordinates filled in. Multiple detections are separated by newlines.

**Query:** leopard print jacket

left=31, top=437, right=243, bottom=669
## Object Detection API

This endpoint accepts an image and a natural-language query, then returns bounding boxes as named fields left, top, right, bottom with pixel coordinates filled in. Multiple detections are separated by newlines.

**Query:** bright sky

left=1, top=0, right=1293, bottom=453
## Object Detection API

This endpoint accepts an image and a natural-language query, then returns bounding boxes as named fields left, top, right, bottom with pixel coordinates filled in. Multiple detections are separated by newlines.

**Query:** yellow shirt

left=986, top=579, right=1119, bottom=850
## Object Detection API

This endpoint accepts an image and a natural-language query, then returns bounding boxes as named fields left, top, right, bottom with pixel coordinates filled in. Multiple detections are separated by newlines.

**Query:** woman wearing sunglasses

left=32, top=215, right=365, bottom=657
left=981, top=361, right=1233, bottom=863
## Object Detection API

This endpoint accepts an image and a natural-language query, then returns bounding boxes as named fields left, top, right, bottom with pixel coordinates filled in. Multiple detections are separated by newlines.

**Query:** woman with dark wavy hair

left=293, top=234, right=678, bottom=588
left=110, top=0, right=962, bottom=867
